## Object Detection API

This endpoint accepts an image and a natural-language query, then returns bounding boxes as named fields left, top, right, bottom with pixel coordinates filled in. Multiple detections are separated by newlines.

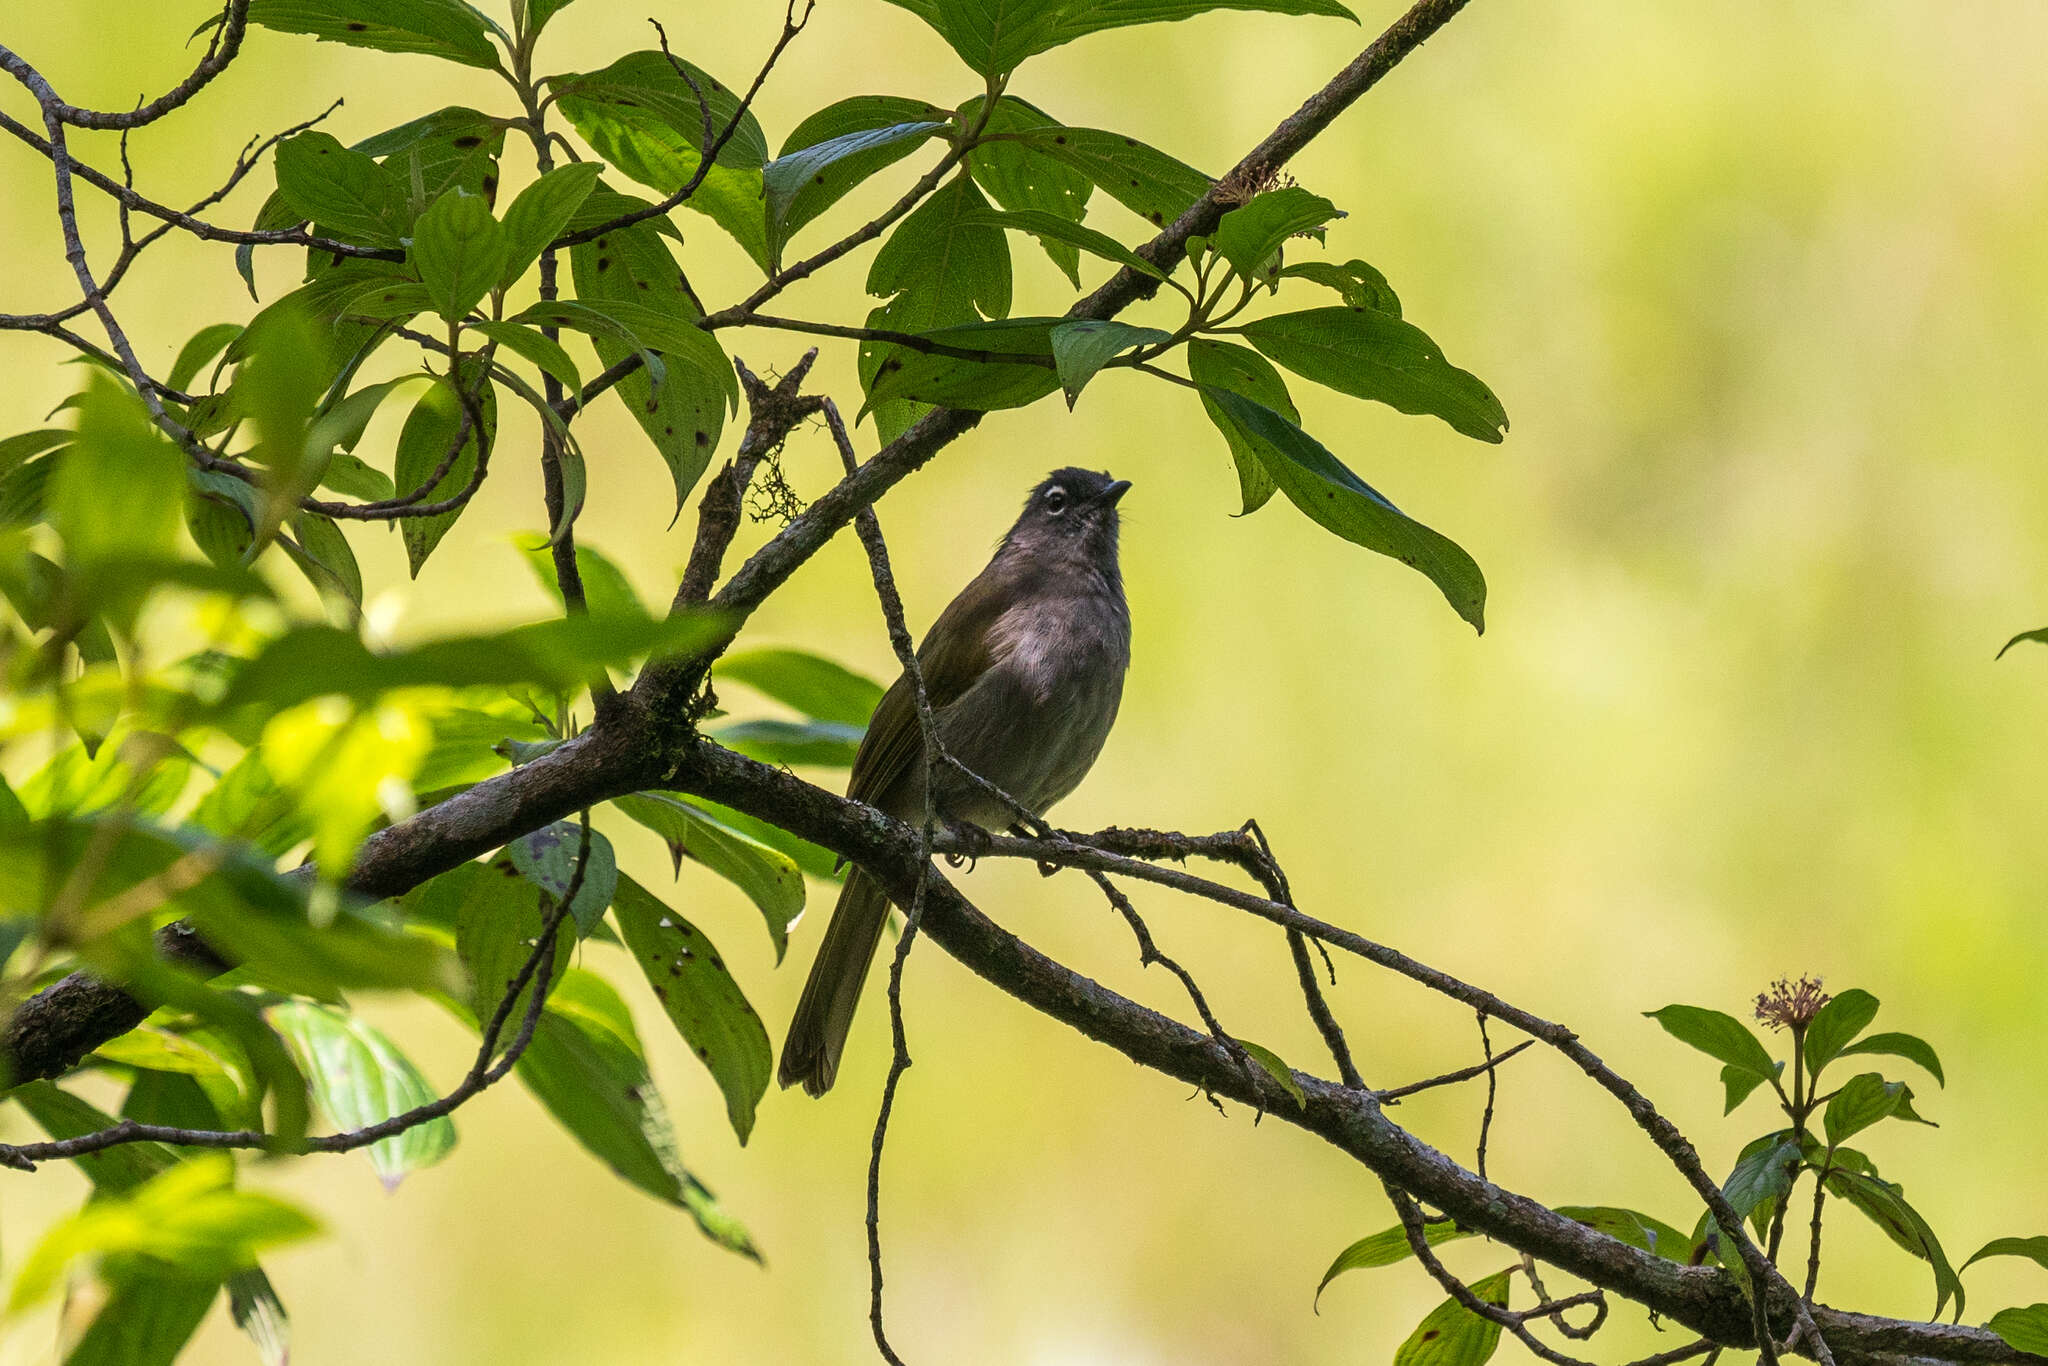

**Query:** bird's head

left=1000, top=467, right=1131, bottom=572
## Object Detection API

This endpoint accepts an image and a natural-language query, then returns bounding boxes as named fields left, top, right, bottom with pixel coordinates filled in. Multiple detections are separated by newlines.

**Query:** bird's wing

left=845, top=565, right=1009, bottom=807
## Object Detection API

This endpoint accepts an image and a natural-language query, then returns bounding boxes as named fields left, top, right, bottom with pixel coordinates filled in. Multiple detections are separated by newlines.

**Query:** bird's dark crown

left=1017, top=468, right=1129, bottom=524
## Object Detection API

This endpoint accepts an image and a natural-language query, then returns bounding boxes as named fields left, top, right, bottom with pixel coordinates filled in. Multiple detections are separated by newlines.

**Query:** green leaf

left=498, top=162, right=602, bottom=287
left=1825, top=1167, right=1964, bottom=1320
left=1014, top=124, right=1212, bottom=230
left=522, top=0, right=578, bottom=39
left=766, top=101, right=949, bottom=265
left=1280, top=258, right=1400, bottom=314
left=688, top=800, right=843, bottom=882
left=392, top=365, right=497, bottom=576
left=413, top=190, right=508, bottom=321
left=613, top=792, right=803, bottom=963
left=1238, top=306, right=1509, bottom=443
left=1202, top=392, right=1486, bottom=630
left=1643, top=1003, right=1778, bottom=1079
left=1722, top=1130, right=1801, bottom=1235
left=247, top=0, right=502, bottom=68
left=514, top=969, right=758, bottom=1258
left=353, top=106, right=506, bottom=208
left=1214, top=186, right=1343, bottom=281
left=285, top=512, right=362, bottom=607
left=471, top=321, right=582, bottom=394
left=1393, top=1268, right=1510, bottom=1366
left=1803, top=987, right=1880, bottom=1075
left=1997, top=627, right=2048, bottom=659
left=1234, top=1038, right=1304, bottom=1107
left=1050, top=320, right=1172, bottom=406
left=884, top=0, right=1353, bottom=77
left=226, top=1270, right=291, bottom=1366
left=711, top=718, right=865, bottom=768
left=549, top=52, right=769, bottom=268
left=218, top=606, right=727, bottom=712
left=1838, top=1031, right=1944, bottom=1086
left=1963, top=1236, right=2048, bottom=1274
left=1824, top=1071, right=1932, bottom=1145
left=191, top=752, right=309, bottom=856
left=61, top=1266, right=218, bottom=1366
left=958, top=97, right=1093, bottom=281
left=714, top=648, right=884, bottom=727
left=861, top=318, right=1061, bottom=417
left=503, top=821, right=618, bottom=936
left=611, top=873, right=770, bottom=1143
left=1721, top=1060, right=1780, bottom=1114
left=271, top=131, right=408, bottom=247
left=516, top=533, right=641, bottom=616
left=13, top=1081, right=180, bottom=1192
left=957, top=207, right=1166, bottom=288
left=10, top=1155, right=320, bottom=1312
left=1315, top=1220, right=1472, bottom=1306
left=1553, top=1206, right=1692, bottom=1262
left=268, top=1000, right=456, bottom=1188
left=1987, top=1306, right=2048, bottom=1356
left=565, top=218, right=731, bottom=516
left=441, top=860, right=574, bottom=1035
left=168, top=324, right=245, bottom=394
left=56, top=378, right=185, bottom=577
left=859, top=176, right=1013, bottom=442
left=1188, top=339, right=1292, bottom=513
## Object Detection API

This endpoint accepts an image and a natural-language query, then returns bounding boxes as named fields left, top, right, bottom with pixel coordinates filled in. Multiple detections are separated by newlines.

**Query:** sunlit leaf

left=269, top=1000, right=456, bottom=1188
left=1315, top=1220, right=1471, bottom=1306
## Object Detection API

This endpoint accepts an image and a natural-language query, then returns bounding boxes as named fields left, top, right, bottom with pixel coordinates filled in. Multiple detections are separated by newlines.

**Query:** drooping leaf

left=1234, top=1038, right=1304, bottom=1107
left=247, top=0, right=503, bottom=68
left=61, top=1266, right=219, bottom=1366
left=1280, top=258, right=1400, bottom=314
left=513, top=968, right=758, bottom=1257
left=1721, top=1060, right=1781, bottom=1115
left=392, top=364, right=497, bottom=576
left=471, top=321, right=583, bottom=394
left=268, top=1000, right=456, bottom=1188
left=1202, top=392, right=1486, bottom=630
left=1722, top=1129, right=1801, bottom=1235
left=1050, top=320, right=1172, bottom=406
left=167, top=324, right=245, bottom=394
left=1392, top=1268, right=1511, bottom=1366
left=611, top=874, right=771, bottom=1143
left=1825, top=1167, right=1964, bottom=1320
left=226, top=1270, right=292, bottom=1366
left=1188, top=338, right=1294, bottom=513
left=502, top=820, right=618, bottom=936
left=1315, top=1220, right=1472, bottom=1306
left=613, top=792, right=803, bottom=963
left=1238, top=305, right=1508, bottom=443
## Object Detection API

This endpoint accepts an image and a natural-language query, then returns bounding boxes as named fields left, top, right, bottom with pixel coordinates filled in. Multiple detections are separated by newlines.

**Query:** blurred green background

left=7, top=1, right=2048, bottom=1360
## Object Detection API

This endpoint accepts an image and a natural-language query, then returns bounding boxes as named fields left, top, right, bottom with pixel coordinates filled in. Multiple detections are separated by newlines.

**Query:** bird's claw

left=941, top=820, right=993, bottom=871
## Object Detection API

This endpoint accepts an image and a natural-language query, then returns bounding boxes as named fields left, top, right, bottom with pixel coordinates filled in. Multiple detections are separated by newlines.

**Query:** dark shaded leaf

left=1825, top=1167, right=1963, bottom=1320
left=962, top=97, right=1093, bottom=281
left=611, top=874, right=770, bottom=1143
left=1203, top=392, right=1486, bottom=630
left=1803, top=987, right=1880, bottom=1075
left=613, top=792, right=803, bottom=962
left=766, top=103, right=949, bottom=265
left=1963, top=1236, right=2048, bottom=1273
left=884, top=0, right=1352, bottom=77
left=1824, top=1071, right=1932, bottom=1145
left=1553, top=1206, right=1692, bottom=1262
left=1721, top=1060, right=1781, bottom=1114
left=1050, top=319, right=1171, bottom=406
left=1013, top=124, right=1211, bottom=229
left=1239, top=305, right=1508, bottom=442
left=1722, top=1129, right=1801, bottom=1236
left=503, top=820, right=618, bottom=936
left=714, top=647, right=884, bottom=727
left=1644, top=1003, right=1778, bottom=1079
left=1987, top=1306, right=2048, bottom=1356
left=392, top=365, right=497, bottom=576
left=861, top=318, right=1060, bottom=416
left=1188, top=338, right=1292, bottom=512
left=248, top=0, right=502, bottom=68
left=271, top=131, right=408, bottom=247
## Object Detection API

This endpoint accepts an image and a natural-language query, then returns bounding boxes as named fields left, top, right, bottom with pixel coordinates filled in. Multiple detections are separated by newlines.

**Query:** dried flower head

left=1754, top=975, right=1829, bottom=1031
left=1213, top=164, right=1297, bottom=205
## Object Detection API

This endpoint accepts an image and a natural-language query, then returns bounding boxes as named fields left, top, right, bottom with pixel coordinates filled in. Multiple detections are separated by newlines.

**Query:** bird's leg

left=1011, top=824, right=1063, bottom=877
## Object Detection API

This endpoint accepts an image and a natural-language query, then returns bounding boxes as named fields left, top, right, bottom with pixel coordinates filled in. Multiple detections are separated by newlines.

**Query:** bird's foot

left=941, top=820, right=993, bottom=870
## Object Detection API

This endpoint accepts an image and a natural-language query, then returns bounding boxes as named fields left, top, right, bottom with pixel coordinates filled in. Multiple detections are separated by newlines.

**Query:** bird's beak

left=1097, top=479, right=1132, bottom=507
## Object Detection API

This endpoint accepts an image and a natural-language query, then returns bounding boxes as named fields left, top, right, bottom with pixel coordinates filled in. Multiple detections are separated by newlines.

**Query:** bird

left=778, top=467, right=1133, bottom=1097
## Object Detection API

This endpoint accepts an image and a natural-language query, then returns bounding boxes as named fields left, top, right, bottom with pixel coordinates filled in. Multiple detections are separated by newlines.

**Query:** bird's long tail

left=779, top=867, right=892, bottom=1097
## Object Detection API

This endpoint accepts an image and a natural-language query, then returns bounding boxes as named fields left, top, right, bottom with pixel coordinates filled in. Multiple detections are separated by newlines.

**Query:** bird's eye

left=1044, top=488, right=1068, bottom=514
